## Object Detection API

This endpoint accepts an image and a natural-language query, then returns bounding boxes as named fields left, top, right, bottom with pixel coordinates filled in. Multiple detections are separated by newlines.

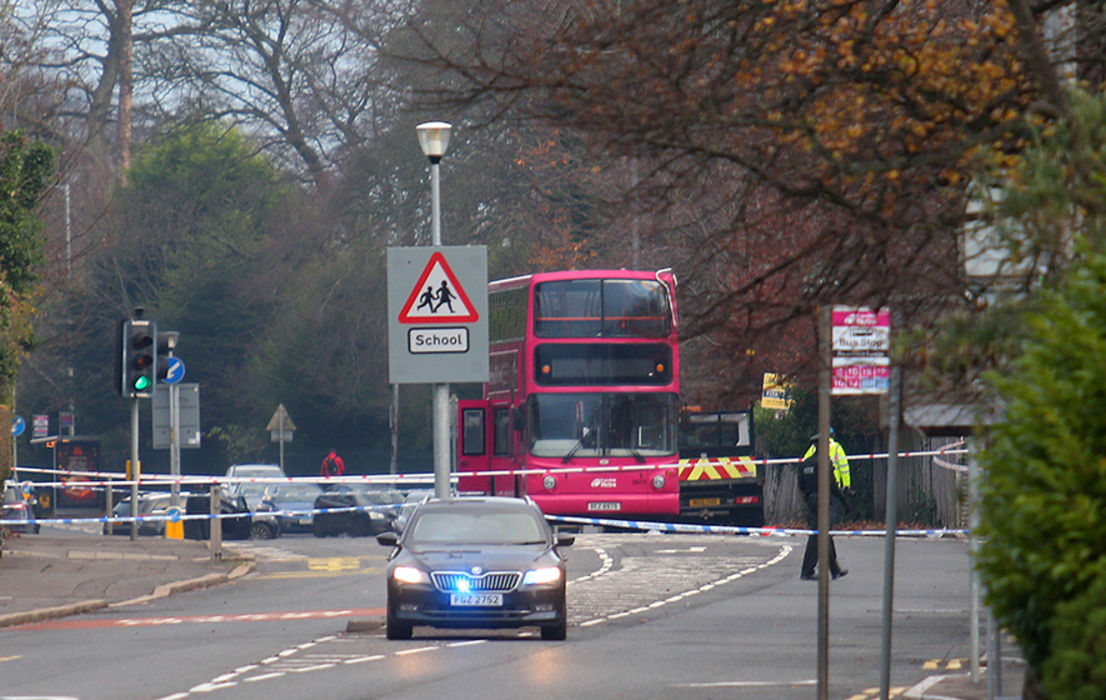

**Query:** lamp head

left=416, top=121, right=452, bottom=162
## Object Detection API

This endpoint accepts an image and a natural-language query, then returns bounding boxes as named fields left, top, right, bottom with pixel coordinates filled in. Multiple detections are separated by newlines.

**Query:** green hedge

left=978, top=256, right=1106, bottom=694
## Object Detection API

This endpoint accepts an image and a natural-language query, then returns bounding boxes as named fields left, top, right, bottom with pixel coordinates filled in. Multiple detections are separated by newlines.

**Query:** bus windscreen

left=528, top=393, right=678, bottom=459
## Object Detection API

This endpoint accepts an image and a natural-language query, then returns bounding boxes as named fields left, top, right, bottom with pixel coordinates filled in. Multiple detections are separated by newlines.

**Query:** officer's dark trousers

left=800, top=493, right=843, bottom=578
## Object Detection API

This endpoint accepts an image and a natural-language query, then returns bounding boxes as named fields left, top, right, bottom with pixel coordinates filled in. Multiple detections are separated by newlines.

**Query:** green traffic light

left=133, top=376, right=152, bottom=391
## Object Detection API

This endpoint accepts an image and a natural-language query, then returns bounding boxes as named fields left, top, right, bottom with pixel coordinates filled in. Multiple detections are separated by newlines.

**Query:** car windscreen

left=264, top=484, right=322, bottom=500
left=359, top=489, right=402, bottom=504
left=408, top=510, right=547, bottom=545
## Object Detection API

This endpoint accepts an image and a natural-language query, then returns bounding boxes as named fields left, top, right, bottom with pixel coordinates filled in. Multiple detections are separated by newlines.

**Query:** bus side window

left=494, top=408, right=510, bottom=456
left=461, top=408, right=486, bottom=456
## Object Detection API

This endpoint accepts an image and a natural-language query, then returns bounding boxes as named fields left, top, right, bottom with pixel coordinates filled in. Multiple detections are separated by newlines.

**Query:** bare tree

left=383, top=0, right=1085, bottom=400
left=140, top=0, right=405, bottom=187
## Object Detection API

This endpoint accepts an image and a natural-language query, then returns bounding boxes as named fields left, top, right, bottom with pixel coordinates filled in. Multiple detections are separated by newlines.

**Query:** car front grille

left=431, top=571, right=521, bottom=593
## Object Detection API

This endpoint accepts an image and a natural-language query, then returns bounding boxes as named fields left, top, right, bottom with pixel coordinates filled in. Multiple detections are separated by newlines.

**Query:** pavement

left=0, top=527, right=253, bottom=629
left=0, top=528, right=1021, bottom=699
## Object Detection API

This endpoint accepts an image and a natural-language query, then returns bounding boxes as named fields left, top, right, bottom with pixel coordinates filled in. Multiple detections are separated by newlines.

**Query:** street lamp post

left=416, top=121, right=453, bottom=500
left=162, top=331, right=181, bottom=510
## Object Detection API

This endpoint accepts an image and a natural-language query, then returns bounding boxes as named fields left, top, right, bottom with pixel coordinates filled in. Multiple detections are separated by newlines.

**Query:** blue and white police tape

left=545, top=514, right=967, bottom=538
left=3, top=502, right=406, bottom=529
left=6, top=506, right=967, bottom=538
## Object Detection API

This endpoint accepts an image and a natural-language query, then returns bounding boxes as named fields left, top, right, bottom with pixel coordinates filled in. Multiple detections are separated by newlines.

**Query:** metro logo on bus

left=398, top=251, right=480, bottom=324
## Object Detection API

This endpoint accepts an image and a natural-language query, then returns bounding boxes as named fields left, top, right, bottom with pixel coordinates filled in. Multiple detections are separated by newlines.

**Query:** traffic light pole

left=130, top=398, right=139, bottom=541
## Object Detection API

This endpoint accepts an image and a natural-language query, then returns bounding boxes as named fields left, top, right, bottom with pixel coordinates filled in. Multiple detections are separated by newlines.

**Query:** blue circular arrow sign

left=162, top=356, right=186, bottom=384
left=11, top=415, right=24, bottom=436
left=167, top=507, right=183, bottom=523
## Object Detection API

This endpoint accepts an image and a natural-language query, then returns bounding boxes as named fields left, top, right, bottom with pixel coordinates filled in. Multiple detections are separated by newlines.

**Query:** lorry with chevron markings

left=677, top=408, right=764, bottom=527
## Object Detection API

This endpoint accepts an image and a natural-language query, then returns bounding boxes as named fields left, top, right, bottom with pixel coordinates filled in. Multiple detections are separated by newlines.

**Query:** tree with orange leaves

left=389, top=0, right=1061, bottom=398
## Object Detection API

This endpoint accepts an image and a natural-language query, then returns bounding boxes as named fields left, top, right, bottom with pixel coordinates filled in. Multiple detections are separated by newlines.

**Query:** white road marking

left=160, top=535, right=790, bottom=697
left=342, top=654, right=385, bottom=664
left=675, top=680, right=818, bottom=688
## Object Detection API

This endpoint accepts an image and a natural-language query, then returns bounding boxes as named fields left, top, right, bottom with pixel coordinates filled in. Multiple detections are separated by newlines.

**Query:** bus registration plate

left=587, top=502, right=621, bottom=512
left=689, top=497, right=721, bottom=507
left=450, top=593, right=503, bottom=607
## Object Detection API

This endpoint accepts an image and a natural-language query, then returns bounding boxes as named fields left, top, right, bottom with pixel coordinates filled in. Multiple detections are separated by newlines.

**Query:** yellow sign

left=761, top=373, right=793, bottom=411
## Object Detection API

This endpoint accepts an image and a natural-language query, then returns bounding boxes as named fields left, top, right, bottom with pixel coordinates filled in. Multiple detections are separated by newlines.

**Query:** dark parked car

left=377, top=496, right=573, bottom=641
left=184, top=490, right=255, bottom=540
left=256, top=482, right=325, bottom=534
left=2, top=483, right=39, bottom=534
left=104, top=492, right=172, bottom=536
left=313, top=485, right=403, bottom=537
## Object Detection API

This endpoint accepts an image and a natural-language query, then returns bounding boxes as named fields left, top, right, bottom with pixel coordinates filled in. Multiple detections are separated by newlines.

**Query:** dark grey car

left=377, top=497, right=573, bottom=641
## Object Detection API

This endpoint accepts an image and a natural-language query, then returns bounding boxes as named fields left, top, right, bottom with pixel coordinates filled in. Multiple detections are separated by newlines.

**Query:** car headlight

left=542, top=475, right=557, bottom=490
left=392, top=566, right=429, bottom=585
left=652, top=474, right=666, bottom=489
left=369, top=510, right=384, bottom=519
left=523, top=567, right=562, bottom=585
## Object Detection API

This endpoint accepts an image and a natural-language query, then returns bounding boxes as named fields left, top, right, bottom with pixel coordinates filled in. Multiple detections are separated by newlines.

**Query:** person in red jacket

left=320, top=449, right=345, bottom=478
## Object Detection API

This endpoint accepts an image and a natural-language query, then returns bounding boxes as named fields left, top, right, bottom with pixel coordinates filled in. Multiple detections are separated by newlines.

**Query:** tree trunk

left=0, top=397, right=11, bottom=485
left=117, top=0, right=133, bottom=182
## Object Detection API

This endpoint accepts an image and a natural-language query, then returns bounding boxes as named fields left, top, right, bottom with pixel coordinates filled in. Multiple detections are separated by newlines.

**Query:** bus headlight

left=542, top=475, right=557, bottom=491
left=652, top=474, right=666, bottom=490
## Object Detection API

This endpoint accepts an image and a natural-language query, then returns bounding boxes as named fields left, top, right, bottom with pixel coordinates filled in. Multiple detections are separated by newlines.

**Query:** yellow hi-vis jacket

left=802, top=438, right=852, bottom=490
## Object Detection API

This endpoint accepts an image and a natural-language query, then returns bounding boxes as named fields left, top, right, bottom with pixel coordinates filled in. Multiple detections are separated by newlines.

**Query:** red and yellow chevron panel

left=677, top=456, right=757, bottom=481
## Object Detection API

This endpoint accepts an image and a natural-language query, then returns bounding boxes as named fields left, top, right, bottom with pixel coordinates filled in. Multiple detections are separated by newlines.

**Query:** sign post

left=829, top=305, right=899, bottom=699
left=266, top=404, right=296, bottom=474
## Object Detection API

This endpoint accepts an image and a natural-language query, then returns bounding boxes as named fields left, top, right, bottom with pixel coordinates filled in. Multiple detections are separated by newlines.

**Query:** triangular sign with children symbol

left=398, top=251, right=480, bottom=324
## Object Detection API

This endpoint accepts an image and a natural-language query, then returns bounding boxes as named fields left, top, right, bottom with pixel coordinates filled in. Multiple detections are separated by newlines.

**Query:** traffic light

left=157, top=331, right=171, bottom=382
left=156, top=332, right=175, bottom=384
left=119, top=319, right=158, bottom=398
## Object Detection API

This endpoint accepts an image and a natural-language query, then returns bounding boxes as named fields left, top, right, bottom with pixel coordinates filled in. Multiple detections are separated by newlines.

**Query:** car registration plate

left=587, top=501, right=621, bottom=512
left=450, top=593, right=503, bottom=607
left=689, top=497, right=721, bottom=507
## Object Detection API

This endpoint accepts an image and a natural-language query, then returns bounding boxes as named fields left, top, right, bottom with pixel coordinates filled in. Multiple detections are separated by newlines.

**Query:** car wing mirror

left=555, top=533, right=575, bottom=547
left=376, top=531, right=398, bottom=547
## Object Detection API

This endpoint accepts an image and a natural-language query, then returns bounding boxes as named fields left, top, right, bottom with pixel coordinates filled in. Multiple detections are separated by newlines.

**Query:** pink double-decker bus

left=457, top=268, right=681, bottom=520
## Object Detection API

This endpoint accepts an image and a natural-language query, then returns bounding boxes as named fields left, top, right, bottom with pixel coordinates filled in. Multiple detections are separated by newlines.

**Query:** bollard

left=210, top=484, right=222, bottom=561
left=105, top=477, right=114, bottom=536
left=165, top=505, right=183, bottom=540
